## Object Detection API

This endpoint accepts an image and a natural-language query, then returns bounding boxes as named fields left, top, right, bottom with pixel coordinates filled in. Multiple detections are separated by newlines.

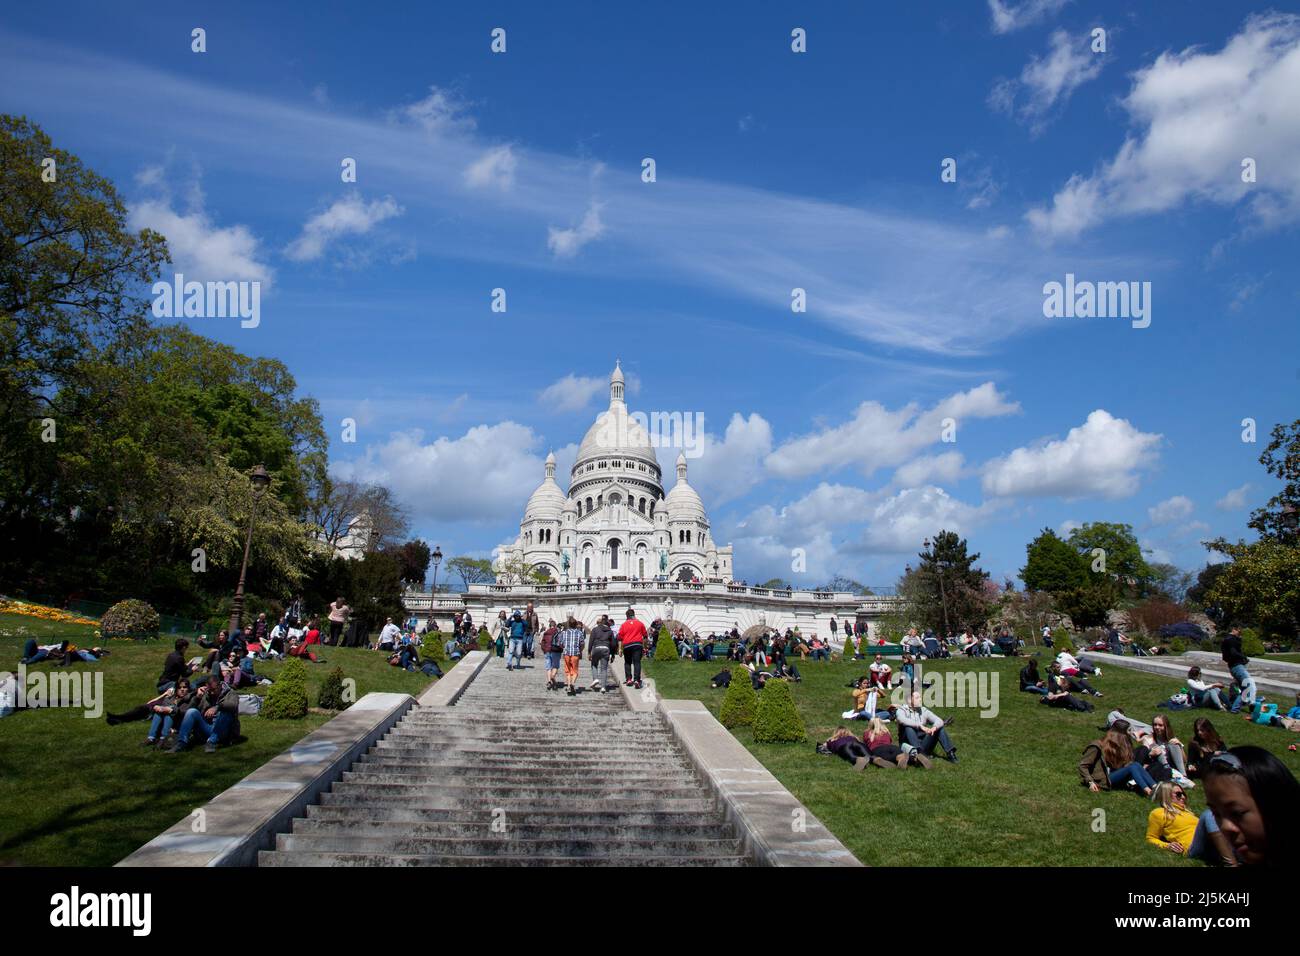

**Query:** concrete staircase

left=259, top=657, right=750, bottom=866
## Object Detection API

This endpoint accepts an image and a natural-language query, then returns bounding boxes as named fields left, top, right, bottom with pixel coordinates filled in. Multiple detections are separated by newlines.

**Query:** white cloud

left=285, top=193, right=404, bottom=262
left=990, top=30, right=1105, bottom=132
left=538, top=374, right=609, bottom=412
left=988, top=0, right=1070, bottom=34
left=1028, top=14, right=1300, bottom=237
left=1148, top=495, right=1194, bottom=525
left=333, top=422, right=544, bottom=523
left=464, top=145, right=518, bottom=191
left=1059, top=519, right=1082, bottom=536
left=982, top=409, right=1162, bottom=499
left=393, top=85, right=476, bottom=135
left=547, top=202, right=606, bottom=258
left=688, top=413, right=774, bottom=506
left=893, top=451, right=966, bottom=488
left=765, top=383, right=1019, bottom=481
left=858, top=486, right=991, bottom=554
left=1216, top=483, right=1252, bottom=510
left=130, top=198, right=273, bottom=286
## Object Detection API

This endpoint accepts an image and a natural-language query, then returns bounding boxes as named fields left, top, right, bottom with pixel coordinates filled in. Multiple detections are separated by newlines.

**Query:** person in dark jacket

left=1019, top=658, right=1049, bottom=695
left=1220, top=627, right=1257, bottom=713
left=587, top=615, right=617, bottom=692
left=158, top=638, right=194, bottom=691
left=106, top=678, right=196, bottom=746
left=168, top=677, right=240, bottom=753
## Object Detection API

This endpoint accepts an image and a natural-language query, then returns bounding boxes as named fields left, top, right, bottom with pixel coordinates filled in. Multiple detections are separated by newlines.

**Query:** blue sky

left=3, top=0, right=1297, bottom=587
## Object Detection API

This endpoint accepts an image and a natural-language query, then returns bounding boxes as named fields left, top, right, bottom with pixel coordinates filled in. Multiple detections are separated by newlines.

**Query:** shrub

left=422, top=632, right=448, bottom=664
left=1240, top=628, right=1266, bottom=657
left=1129, top=598, right=1190, bottom=636
left=1170, top=638, right=1187, bottom=655
left=1052, top=628, right=1074, bottom=654
left=263, top=657, right=309, bottom=719
left=477, top=627, right=492, bottom=652
left=317, top=666, right=349, bottom=711
left=719, top=669, right=756, bottom=728
left=654, top=627, right=677, bottom=662
left=100, top=599, right=160, bottom=639
left=753, top=678, right=807, bottom=743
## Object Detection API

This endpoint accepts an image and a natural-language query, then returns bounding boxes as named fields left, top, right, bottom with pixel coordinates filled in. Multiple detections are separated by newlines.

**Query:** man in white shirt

left=377, top=618, right=401, bottom=651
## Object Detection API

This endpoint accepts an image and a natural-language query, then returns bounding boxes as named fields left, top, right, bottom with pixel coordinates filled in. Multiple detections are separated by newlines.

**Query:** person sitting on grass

left=1186, top=717, right=1228, bottom=780
left=865, top=717, right=927, bottom=769
left=1019, top=658, right=1050, bottom=696
left=156, top=638, right=195, bottom=691
left=1056, top=648, right=1100, bottom=677
left=1078, top=723, right=1156, bottom=797
left=219, top=649, right=258, bottom=688
left=895, top=691, right=958, bottom=763
left=1186, top=667, right=1229, bottom=711
left=1146, top=781, right=1237, bottom=865
left=168, top=676, right=239, bottom=754
left=823, top=727, right=890, bottom=771
left=1149, top=714, right=1191, bottom=783
left=287, top=619, right=323, bottom=663
left=1201, top=745, right=1300, bottom=866
left=106, top=678, right=196, bottom=747
left=809, top=637, right=829, bottom=662
left=842, top=675, right=884, bottom=721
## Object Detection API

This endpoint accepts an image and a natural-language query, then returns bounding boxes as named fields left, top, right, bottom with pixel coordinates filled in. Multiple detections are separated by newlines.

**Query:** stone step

left=273, top=832, right=744, bottom=858
left=371, top=740, right=685, bottom=758
left=289, top=817, right=735, bottom=840
left=340, top=768, right=699, bottom=788
left=357, top=752, right=693, bottom=771
left=259, top=850, right=748, bottom=867
left=302, top=804, right=726, bottom=828
left=316, top=790, right=718, bottom=813
left=332, top=775, right=706, bottom=797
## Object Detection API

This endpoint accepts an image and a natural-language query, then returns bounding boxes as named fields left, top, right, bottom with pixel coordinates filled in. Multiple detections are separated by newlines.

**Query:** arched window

left=649, top=501, right=655, bottom=517
left=638, top=497, right=645, bottom=513
left=609, top=538, right=621, bottom=569
left=597, top=495, right=603, bottom=509
left=686, top=530, right=692, bottom=543
left=586, top=496, right=593, bottom=512
left=639, top=558, right=645, bottom=578
left=609, top=492, right=621, bottom=505
left=576, top=500, right=582, bottom=517
left=584, top=557, right=591, bottom=577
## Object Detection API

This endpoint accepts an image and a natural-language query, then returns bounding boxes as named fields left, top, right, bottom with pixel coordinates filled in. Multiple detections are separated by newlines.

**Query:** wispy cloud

left=285, top=193, right=404, bottom=262
left=989, top=30, right=1105, bottom=133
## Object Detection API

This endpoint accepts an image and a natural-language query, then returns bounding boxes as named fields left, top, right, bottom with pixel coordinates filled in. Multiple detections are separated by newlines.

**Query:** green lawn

left=645, top=652, right=1300, bottom=867
left=1262, top=653, right=1300, bottom=665
left=0, top=611, right=432, bottom=866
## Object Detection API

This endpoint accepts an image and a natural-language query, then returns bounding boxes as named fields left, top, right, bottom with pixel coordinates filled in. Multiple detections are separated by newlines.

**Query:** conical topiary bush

left=654, top=627, right=678, bottom=663
left=317, top=666, right=349, bottom=711
left=753, top=677, right=806, bottom=743
left=719, top=667, right=756, bottom=728
left=263, top=656, right=309, bottom=719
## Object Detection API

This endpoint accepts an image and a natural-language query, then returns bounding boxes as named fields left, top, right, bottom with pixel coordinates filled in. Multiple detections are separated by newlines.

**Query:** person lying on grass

left=1039, top=685, right=1094, bottom=712
left=1049, top=662, right=1103, bottom=698
left=865, top=717, right=930, bottom=769
left=1146, top=781, right=1236, bottom=865
left=822, top=726, right=900, bottom=771
left=1078, top=722, right=1155, bottom=797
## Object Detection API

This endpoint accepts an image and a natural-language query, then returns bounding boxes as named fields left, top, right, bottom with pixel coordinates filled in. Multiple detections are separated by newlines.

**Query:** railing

left=448, top=581, right=903, bottom=605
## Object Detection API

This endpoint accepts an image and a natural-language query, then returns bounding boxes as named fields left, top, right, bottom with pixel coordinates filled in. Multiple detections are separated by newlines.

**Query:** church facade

left=496, top=361, right=733, bottom=585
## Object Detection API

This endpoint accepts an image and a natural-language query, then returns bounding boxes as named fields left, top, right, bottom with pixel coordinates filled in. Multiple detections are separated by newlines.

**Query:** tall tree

left=1248, top=418, right=1300, bottom=544
left=445, top=556, right=494, bottom=591
left=1021, top=528, right=1087, bottom=593
left=394, top=539, right=431, bottom=587
left=912, top=530, right=991, bottom=635
left=1067, top=521, right=1153, bottom=591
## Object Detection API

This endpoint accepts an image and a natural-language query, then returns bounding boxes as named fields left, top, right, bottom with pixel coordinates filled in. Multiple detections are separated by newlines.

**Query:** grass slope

left=646, top=653, right=1300, bottom=867
left=0, top=612, right=432, bottom=866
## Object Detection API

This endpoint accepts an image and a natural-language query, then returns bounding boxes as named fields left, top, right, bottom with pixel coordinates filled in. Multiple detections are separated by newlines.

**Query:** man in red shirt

left=617, top=608, right=647, bottom=689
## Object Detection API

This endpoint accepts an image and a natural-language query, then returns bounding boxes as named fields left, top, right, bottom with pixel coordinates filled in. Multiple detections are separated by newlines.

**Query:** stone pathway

left=1100, top=650, right=1300, bottom=701
left=258, top=655, right=751, bottom=866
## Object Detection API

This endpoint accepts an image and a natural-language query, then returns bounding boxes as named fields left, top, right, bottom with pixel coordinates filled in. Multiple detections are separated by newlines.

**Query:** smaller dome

left=524, top=456, right=565, bottom=519
left=665, top=456, right=705, bottom=520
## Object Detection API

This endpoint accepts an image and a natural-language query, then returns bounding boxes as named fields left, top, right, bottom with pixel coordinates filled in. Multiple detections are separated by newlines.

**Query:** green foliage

left=1052, top=628, right=1075, bottom=654
left=422, top=632, right=448, bottom=664
left=262, top=657, right=309, bottom=719
left=1021, top=528, right=1087, bottom=594
left=345, top=551, right=406, bottom=634
left=719, top=668, right=756, bottom=728
left=654, top=626, right=677, bottom=662
left=909, top=530, right=992, bottom=635
left=1057, top=579, right=1121, bottom=629
left=1204, top=538, right=1300, bottom=637
left=396, top=540, right=431, bottom=587
left=753, top=677, right=807, bottom=743
left=1248, top=418, right=1300, bottom=545
left=444, top=556, right=495, bottom=591
left=317, top=666, right=349, bottom=710
left=1066, top=522, right=1153, bottom=592
left=758, top=578, right=792, bottom=590
left=99, top=599, right=160, bottom=639
left=1169, top=638, right=1187, bottom=655
left=477, top=627, right=492, bottom=652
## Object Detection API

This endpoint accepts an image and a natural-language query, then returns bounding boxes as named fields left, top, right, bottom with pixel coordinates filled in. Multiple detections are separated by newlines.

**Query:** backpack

left=237, top=694, right=263, bottom=716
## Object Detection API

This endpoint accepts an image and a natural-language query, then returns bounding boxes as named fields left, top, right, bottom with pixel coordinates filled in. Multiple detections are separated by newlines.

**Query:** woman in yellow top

left=1146, top=781, right=1236, bottom=865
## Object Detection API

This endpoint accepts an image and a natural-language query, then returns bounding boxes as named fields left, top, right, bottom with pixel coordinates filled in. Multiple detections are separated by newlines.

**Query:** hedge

left=719, top=668, right=756, bottom=728
left=100, top=599, right=160, bottom=639
left=753, top=677, right=807, bottom=743
left=263, top=657, right=309, bottom=719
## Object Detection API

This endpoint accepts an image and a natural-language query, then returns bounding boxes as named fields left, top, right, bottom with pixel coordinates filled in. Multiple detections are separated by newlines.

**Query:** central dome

left=572, top=361, right=660, bottom=469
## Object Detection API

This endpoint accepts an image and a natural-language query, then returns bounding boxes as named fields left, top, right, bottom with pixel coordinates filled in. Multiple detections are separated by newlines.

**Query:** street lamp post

left=427, top=545, right=443, bottom=629
left=228, top=464, right=271, bottom=635
left=924, top=537, right=952, bottom=638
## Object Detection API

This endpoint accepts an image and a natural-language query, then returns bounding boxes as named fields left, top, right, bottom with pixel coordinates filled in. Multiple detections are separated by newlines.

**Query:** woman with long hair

left=864, top=717, right=926, bottom=769
left=1202, top=746, right=1300, bottom=865
left=824, top=726, right=894, bottom=771
left=1146, top=781, right=1236, bottom=865
left=1078, top=723, right=1157, bottom=797
left=1186, top=717, right=1227, bottom=779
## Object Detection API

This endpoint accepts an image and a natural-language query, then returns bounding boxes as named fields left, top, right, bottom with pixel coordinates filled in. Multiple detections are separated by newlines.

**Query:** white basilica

left=497, top=362, right=734, bottom=584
